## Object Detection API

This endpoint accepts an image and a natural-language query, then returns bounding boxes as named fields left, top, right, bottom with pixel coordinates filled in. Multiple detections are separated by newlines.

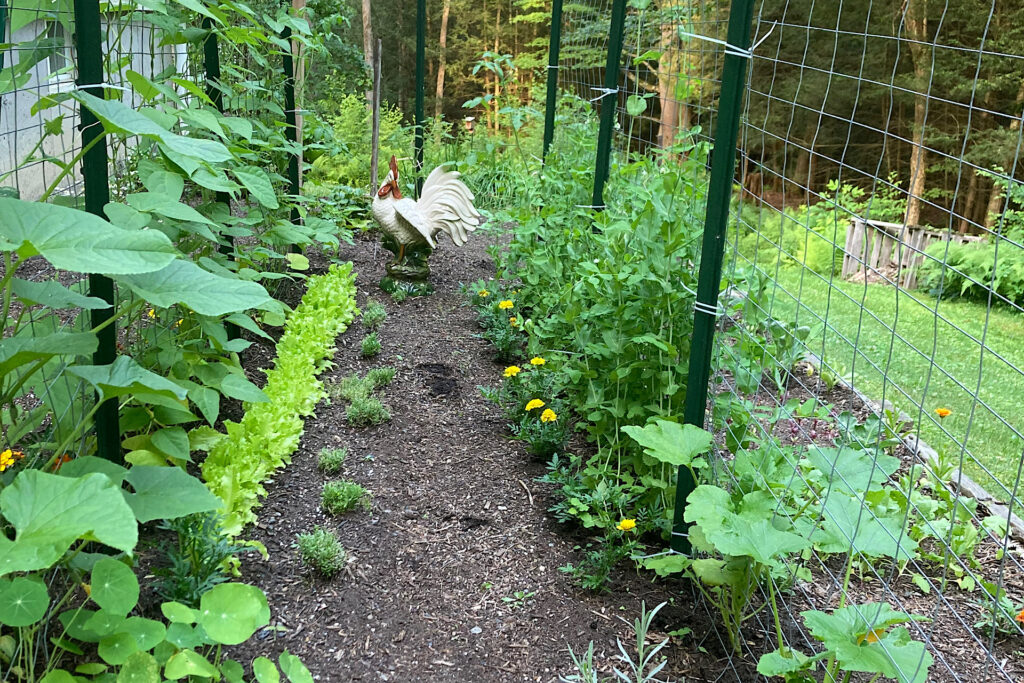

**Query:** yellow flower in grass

left=525, top=399, right=546, bottom=412
left=540, top=408, right=557, bottom=423
left=509, top=317, right=518, bottom=327
left=479, top=289, right=490, bottom=298
left=498, top=300, right=514, bottom=310
left=935, top=407, right=952, bottom=419
left=504, top=366, right=521, bottom=378
left=147, top=308, right=156, bottom=319
left=530, top=357, right=546, bottom=366
left=617, top=519, right=636, bottom=532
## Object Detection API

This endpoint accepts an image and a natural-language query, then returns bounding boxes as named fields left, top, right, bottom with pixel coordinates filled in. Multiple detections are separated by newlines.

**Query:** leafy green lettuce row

left=201, top=263, right=359, bottom=536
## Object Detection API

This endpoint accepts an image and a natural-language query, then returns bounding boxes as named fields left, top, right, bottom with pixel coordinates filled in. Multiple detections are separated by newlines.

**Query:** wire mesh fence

left=553, top=0, right=1024, bottom=680
left=1, top=0, right=302, bottom=465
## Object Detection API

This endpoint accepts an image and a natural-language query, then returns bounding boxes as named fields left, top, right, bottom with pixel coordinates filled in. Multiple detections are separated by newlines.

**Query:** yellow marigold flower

left=525, top=399, right=546, bottom=411
left=935, top=407, right=952, bottom=419
left=503, top=366, right=521, bottom=378
left=509, top=317, right=518, bottom=326
left=616, top=519, right=636, bottom=531
left=147, top=308, right=156, bottom=319
left=540, top=408, right=557, bottom=423
left=0, top=449, right=15, bottom=472
left=530, top=357, right=546, bottom=366
left=175, top=319, right=184, bottom=328
left=479, top=289, right=490, bottom=297
left=498, top=300, right=514, bottom=310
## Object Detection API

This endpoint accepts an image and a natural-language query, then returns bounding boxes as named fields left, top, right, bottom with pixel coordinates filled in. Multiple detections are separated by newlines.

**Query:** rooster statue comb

left=372, top=156, right=481, bottom=289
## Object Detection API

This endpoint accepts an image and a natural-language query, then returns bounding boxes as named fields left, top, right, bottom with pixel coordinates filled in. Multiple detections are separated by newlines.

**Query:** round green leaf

left=164, top=649, right=218, bottom=680
left=38, top=670, right=76, bottom=683
left=252, top=657, right=279, bottom=683
left=198, top=583, right=270, bottom=645
left=91, top=558, right=139, bottom=615
left=121, top=616, right=166, bottom=651
left=0, top=576, right=49, bottom=626
left=117, top=651, right=160, bottom=683
left=98, top=631, right=139, bottom=665
left=160, top=601, right=197, bottom=624
left=279, top=651, right=312, bottom=683
left=75, top=663, right=108, bottom=675
left=221, top=659, right=245, bottom=683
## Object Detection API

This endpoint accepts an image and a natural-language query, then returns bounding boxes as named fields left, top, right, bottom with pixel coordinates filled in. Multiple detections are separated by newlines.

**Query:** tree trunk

left=657, top=0, right=687, bottom=150
left=434, top=0, right=451, bottom=120
left=985, top=80, right=1024, bottom=229
left=903, top=0, right=928, bottom=227
left=957, top=170, right=979, bottom=234
left=361, top=0, right=373, bottom=108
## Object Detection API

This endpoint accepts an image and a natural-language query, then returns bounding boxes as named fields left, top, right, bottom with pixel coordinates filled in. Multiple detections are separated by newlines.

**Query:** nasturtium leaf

left=220, top=373, right=269, bottom=404
left=59, top=608, right=102, bottom=642
left=38, top=671, right=75, bottom=683
left=164, top=622, right=203, bottom=650
left=0, top=471, right=137, bottom=577
left=12, top=278, right=110, bottom=310
left=160, top=601, right=197, bottom=624
left=0, top=576, right=50, bottom=626
left=118, top=259, right=274, bottom=316
left=120, top=616, right=167, bottom=650
left=150, top=427, right=190, bottom=461
left=98, top=631, right=139, bottom=665
left=116, top=650, right=161, bottom=683
left=279, top=651, right=313, bottom=683
left=252, top=657, right=280, bottom=683
left=67, top=356, right=187, bottom=403
left=75, top=663, right=108, bottom=675
left=164, top=649, right=218, bottom=680
left=621, top=420, right=713, bottom=468
left=123, top=466, right=221, bottom=523
left=84, top=609, right=127, bottom=637
left=804, top=446, right=900, bottom=496
left=55, top=456, right=128, bottom=483
left=221, top=659, right=246, bottom=683
left=91, top=558, right=139, bottom=616
left=198, top=583, right=270, bottom=645
left=234, top=166, right=279, bottom=209
left=0, top=197, right=176, bottom=274
left=0, top=331, right=98, bottom=376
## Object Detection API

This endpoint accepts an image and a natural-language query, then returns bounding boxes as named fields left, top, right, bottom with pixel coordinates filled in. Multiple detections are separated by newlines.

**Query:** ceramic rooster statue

left=372, top=155, right=481, bottom=295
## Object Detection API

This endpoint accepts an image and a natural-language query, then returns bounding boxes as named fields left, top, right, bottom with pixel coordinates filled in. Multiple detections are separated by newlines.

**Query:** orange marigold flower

left=52, top=453, right=72, bottom=472
left=935, top=407, right=952, bottom=419
left=1016, top=608, right=1024, bottom=625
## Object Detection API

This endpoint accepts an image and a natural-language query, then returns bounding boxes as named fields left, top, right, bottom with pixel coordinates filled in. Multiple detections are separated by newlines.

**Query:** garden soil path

left=231, top=235, right=737, bottom=682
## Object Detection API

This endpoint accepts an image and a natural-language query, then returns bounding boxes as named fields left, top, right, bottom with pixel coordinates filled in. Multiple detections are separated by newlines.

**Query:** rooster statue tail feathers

left=418, top=165, right=480, bottom=247
left=372, top=156, right=481, bottom=257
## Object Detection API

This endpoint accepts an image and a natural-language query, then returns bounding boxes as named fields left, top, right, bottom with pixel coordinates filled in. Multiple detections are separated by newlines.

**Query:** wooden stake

left=370, top=37, right=382, bottom=193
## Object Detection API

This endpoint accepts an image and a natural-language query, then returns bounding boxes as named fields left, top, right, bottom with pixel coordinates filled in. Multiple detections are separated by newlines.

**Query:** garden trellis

left=542, top=0, right=1024, bottom=680
left=0, top=0, right=311, bottom=464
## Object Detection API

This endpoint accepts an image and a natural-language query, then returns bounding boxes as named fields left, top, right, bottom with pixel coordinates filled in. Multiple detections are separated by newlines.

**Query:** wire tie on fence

left=694, top=301, right=723, bottom=318
left=546, top=64, right=560, bottom=70
left=678, top=20, right=777, bottom=60
left=589, top=86, right=618, bottom=102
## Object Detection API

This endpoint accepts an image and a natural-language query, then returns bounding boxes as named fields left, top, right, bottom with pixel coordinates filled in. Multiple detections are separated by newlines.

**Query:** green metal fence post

left=591, top=0, right=627, bottom=211
left=414, top=0, right=426, bottom=198
left=73, top=0, right=119, bottom=461
left=282, top=26, right=301, bottom=226
left=542, top=0, right=564, bottom=162
left=203, top=19, right=238, bottom=339
left=671, top=0, right=756, bottom=554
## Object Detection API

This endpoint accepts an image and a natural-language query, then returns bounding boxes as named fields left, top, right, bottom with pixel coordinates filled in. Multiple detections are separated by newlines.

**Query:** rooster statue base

left=372, top=156, right=481, bottom=296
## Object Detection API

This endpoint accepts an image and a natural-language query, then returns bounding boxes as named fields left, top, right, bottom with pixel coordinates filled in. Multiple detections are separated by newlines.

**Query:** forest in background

left=305, top=0, right=1024, bottom=236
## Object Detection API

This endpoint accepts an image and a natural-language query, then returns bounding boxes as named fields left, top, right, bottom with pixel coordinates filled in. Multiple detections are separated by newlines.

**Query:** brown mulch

left=228, top=234, right=749, bottom=682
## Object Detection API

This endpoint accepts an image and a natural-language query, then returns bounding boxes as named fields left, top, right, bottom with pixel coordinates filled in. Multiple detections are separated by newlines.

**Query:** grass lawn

left=748, top=264, right=1024, bottom=500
